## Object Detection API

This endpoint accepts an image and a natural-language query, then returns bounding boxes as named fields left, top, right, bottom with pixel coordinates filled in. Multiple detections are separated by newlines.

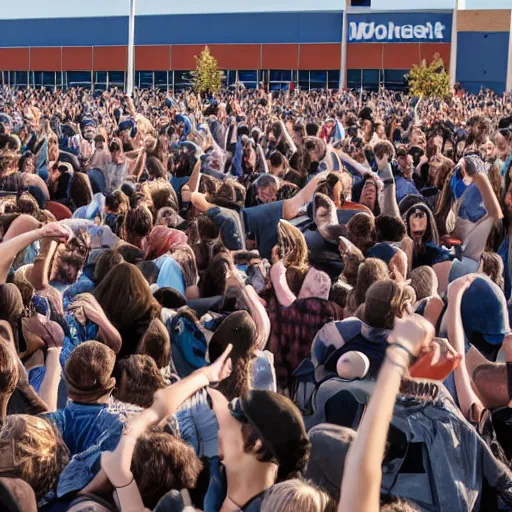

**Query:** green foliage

left=406, top=53, right=451, bottom=99
left=191, top=46, right=224, bottom=95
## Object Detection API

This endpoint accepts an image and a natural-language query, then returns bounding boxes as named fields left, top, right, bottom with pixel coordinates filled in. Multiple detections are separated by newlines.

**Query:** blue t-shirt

left=42, top=402, right=123, bottom=456
left=458, top=183, right=486, bottom=223
left=243, top=200, right=284, bottom=260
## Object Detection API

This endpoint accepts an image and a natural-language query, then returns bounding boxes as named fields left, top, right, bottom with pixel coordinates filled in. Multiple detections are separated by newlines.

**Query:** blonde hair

left=261, top=479, right=336, bottom=512
left=278, top=220, right=308, bottom=270
left=410, top=266, right=438, bottom=300
left=0, top=415, right=69, bottom=498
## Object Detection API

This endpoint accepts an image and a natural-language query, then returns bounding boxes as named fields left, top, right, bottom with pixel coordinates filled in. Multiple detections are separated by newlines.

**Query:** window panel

left=310, top=71, right=327, bottom=85
left=269, top=70, right=292, bottom=82
left=154, top=71, right=168, bottom=89
left=347, top=69, right=362, bottom=90
left=67, top=71, right=92, bottom=88
left=328, top=70, right=340, bottom=89
left=108, top=71, right=125, bottom=84
left=136, top=71, right=153, bottom=88
left=362, top=69, right=379, bottom=86
left=14, top=71, right=28, bottom=87
left=42, top=72, right=55, bottom=87
left=237, top=70, right=257, bottom=82
left=95, top=72, right=107, bottom=84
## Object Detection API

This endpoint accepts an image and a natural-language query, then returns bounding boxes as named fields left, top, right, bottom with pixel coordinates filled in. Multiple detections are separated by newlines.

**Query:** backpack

left=167, top=312, right=207, bottom=378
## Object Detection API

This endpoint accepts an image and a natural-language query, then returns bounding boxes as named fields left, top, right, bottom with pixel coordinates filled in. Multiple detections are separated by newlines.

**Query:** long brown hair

left=69, top=172, right=94, bottom=209
left=278, top=220, right=309, bottom=295
left=93, top=262, right=161, bottom=333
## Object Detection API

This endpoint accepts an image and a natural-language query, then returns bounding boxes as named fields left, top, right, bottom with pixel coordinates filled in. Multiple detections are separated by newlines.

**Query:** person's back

left=44, top=401, right=123, bottom=456
left=43, top=341, right=123, bottom=456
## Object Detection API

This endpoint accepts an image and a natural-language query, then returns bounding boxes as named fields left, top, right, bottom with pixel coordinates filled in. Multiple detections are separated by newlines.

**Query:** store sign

left=350, top=21, right=446, bottom=41
left=348, top=13, right=452, bottom=43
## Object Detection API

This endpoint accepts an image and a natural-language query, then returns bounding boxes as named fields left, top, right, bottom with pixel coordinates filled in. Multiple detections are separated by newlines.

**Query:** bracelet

left=386, top=354, right=408, bottom=373
left=507, top=362, right=512, bottom=408
left=115, top=476, right=135, bottom=489
left=388, top=343, right=416, bottom=365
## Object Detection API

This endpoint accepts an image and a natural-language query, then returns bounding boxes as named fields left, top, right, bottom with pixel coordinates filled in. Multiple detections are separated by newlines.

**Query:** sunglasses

left=228, top=398, right=249, bottom=423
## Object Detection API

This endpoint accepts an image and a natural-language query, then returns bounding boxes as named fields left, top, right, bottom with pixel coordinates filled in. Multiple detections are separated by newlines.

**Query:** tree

left=406, top=53, right=451, bottom=99
left=191, top=46, right=224, bottom=96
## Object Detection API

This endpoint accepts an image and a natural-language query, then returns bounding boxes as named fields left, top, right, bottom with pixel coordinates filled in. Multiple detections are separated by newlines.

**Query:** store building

left=0, top=4, right=510, bottom=92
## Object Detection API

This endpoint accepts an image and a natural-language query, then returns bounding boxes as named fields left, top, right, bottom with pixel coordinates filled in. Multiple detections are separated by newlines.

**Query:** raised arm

left=446, top=275, right=484, bottom=420
left=84, top=346, right=233, bottom=499
left=377, top=162, right=400, bottom=219
left=283, top=171, right=329, bottom=220
left=190, top=191, right=217, bottom=213
left=182, top=159, right=202, bottom=203
left=0, top=221, right=69, bottom=285
left=339, top=314, right=434, bottom=512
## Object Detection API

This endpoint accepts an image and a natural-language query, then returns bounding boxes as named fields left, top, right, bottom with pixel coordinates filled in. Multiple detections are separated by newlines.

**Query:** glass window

left=351, top=0, right=371, bottom=6
left=14, top=71, right=28, bottom=87
left=42, top=72, right=55, bottom=88
left=328, top=70, right=340, bottom=89
left=310, top=70, right=327, bottom=90
left=95, top=72, right=107, bottom=84
left=67, top=71, right=92, bottom=88
left=383, top=69, right=408, bottom=90
left=154, top=71, right=168, bottom=90
left=362, top=69, right=380, bottom=91
left=108, top=71, right=125, bottom=85
left=136, top=71, right=153, bottom=88
left=299, top=70, right=309, bottom=91
left=269, top=70, right=292, bottom=82
left=238, top=70, right=257, bottom=83
left=347, top=69, right=362, bottom=90
left=174, top=71, right=192, bottom=91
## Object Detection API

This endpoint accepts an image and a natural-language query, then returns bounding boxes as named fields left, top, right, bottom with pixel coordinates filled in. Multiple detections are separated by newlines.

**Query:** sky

left=0, top=0, right=510, bottom=19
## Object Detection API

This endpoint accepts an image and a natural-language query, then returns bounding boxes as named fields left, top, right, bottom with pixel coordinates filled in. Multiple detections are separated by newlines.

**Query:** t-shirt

left=413, top=241, right=453, bottom=268
left=243, top=200, right=284, bottom=260
left=206, top=206, right=246, bottom=251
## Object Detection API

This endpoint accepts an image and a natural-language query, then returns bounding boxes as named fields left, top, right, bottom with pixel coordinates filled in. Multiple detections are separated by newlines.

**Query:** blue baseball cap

left=461, top=276, right=510, bottom=346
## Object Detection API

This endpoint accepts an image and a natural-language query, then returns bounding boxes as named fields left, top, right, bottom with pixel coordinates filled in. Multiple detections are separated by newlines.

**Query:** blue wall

left=0, top=12, right=343, bottom=47
left=456, top=31, right=509, bottom=94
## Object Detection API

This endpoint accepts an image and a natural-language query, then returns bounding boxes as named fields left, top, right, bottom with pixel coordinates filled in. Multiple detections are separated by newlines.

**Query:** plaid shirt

left=267, top=294, right=343, bottom=390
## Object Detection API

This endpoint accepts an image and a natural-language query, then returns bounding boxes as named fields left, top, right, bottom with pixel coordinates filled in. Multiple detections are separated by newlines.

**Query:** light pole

left=340, top=0, right=349, bottom=90
left=126, top=0, right=136, bottom=96
left=449, top=0, right=459, bottom=89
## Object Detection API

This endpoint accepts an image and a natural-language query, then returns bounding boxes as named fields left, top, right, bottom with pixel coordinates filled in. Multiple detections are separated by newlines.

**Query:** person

left=1, top=83, right=512, bottom=512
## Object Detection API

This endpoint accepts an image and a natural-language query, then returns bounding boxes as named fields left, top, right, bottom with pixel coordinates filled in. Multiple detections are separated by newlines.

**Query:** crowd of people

left=0, top=82, right=511, bottom=511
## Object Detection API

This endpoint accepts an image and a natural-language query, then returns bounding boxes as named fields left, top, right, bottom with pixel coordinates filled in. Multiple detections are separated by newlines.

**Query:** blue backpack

left=167, top=312, right=207, bottom=378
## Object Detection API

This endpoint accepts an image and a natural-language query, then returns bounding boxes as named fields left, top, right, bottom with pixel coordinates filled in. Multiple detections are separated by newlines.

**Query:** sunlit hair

left=131, top=429, right=203, bottom=509
left=353, top=258, right=390, bottom=309
left=0, top=415, right=69, bottom=499
left=147, top=179, right=179, bottom=212
left=51, top=230, right=91, bottom=284
left=481, top=251, right=505, bottom=290
left=0, top=342, right=18, bottom=406
left=410, top=266, right=438, bottom=300
left=361, top=280, right=416, bottom=330
left=169, top=244, right=199, bottom=289
left=122, top=206, right=154, bottom=247
left=16, top=192, right=41, bottom=220
left=69, top=172, right=94, bottom=209
left=93, top=262, right=161, bottom=337
left=114, top=354, right=166, bottom=408
left=208, top=311, right=257, bottom=400
left=136, top=318, right=171, bottom=369
left=347, top=213, right=376, bottom=254
left=261, top=479, right=336, bottom=512
left=0, top=151, right=19, bottom=177
left=278, top=220, right=308, bottom=270
left=93, top=249, right=124, bottom=284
